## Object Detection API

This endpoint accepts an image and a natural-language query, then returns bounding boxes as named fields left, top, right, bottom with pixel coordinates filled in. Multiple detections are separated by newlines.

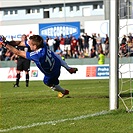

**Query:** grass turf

left=0, top=79, right=133, bottom=133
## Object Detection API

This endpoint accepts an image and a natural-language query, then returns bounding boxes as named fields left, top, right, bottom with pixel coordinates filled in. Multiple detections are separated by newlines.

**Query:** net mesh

left=118, top=19, right=133, bottom=112
left=118, top=59, right=133, bottom=112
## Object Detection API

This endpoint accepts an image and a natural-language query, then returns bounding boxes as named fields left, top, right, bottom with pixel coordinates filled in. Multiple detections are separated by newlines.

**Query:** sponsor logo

left=96, top=66, right=109, bottom=77
left=6, top=34, right=22, bottom=40
left=4, top=31, right=34, bottom=40
left=8, top=67, right=16, bottom=79
left=86, top=66, right=109, bottom=77
left=40, top=24, right=78, bottom=37
left=86, top=66, right=96, bottom=77
left=7, top=67, right=22, bottom=79
left=31, top=70, right=38, bottom=77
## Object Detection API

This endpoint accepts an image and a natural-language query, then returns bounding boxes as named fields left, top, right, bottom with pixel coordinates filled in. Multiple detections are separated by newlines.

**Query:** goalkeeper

left=1, top=35, right=78, bottom=98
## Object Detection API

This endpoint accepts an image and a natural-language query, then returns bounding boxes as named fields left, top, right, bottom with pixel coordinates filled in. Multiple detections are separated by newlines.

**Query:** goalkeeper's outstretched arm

left=2, top=42, right=26, bottom=58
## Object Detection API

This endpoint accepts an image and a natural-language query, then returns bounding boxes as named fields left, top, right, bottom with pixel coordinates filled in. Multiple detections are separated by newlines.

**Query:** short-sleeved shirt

left=16, top=44, right=31, bottom=71
left=26, top=43, right=61, bottom=76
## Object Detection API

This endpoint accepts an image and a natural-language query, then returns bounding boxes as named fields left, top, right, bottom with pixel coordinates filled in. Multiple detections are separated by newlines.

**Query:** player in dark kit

left=1, top=35, right=78, bottom=98
left=13, top=34, right=31, bottom=87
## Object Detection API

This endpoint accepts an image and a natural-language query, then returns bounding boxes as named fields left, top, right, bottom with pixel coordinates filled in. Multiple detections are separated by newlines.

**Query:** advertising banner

left=39, top=21, right=80, bottom=40
left=1, top=64, right=133, bottom=82
left=86, top=65, right=109, bottom=78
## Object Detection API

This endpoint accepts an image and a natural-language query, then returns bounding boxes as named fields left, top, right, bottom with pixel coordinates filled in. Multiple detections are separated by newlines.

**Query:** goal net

left=118, top=19, right=133, bottom=112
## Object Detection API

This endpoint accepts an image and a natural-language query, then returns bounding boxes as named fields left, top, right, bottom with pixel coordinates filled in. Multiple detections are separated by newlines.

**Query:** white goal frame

left=109, top=0, right=119, bottom=110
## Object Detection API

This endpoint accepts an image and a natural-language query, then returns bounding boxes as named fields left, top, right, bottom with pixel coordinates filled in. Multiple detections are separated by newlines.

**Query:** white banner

left=0, top=64, right=133, bottom=81
left=84, top=19, right=133, bottom=38
left=0, top=24, right=39, bottom=41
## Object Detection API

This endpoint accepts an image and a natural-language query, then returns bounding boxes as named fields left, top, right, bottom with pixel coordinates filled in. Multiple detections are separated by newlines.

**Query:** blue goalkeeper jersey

left=25, top=43, right=61, bottom=76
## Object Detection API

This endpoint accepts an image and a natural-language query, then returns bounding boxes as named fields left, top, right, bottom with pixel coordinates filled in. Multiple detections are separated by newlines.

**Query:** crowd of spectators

left=1, top=32, right=133, bottom=61
left=45, top=33, right=110, bottom=60
left=0, top=33, right=109, bottom=61
left=119, top=33, right=133, bottom=57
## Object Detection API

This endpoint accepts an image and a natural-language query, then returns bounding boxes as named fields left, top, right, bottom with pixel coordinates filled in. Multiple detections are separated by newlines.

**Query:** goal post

left=109, top=0, right=119, bottom=110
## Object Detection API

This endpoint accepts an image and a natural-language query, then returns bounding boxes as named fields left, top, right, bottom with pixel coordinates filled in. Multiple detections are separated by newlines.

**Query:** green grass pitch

left=0, top=79, right=133, bottom=133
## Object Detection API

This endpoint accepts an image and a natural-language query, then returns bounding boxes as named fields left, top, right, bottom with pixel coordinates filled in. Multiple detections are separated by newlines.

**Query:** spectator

left=90, top=46, right=96, bottom=58
left=127, top=36, right=132, bottom=52
left=45, top=36, right=49, bottom=47
left=128, top=38, right=133, bottom=56
left=54, top=36, right=60, bottom=52
left=78, top=50, right=85, bottom=59
left=82, top=33, right=92, bottom=54
left=64, top=35, right=71, bottom=58
left=96, top=33, right=102, bottom=57
left=121, top=35, right=127, bottom=45
left=55, top=46, right=65, bottom=61
left=98, top=49, right=105, bottom=65
left=55, top=46, right=63, bottom=56
left=59, top=34, right=65, bottom=52
left=4, top=49, right=14, bottom=61
left=104, top=34, right=109, bottom=57
left=71, top=36, right=78, bottom=58
left=77, top=35, right=84, bottom=53
left=119, top=35, right=128, bottom=57
left=0, top=44, right=3, bottom=61
left=47, top=37, right=55, bottom=52
left=91, top=33, right=97, bottom=50
left=128, top=33, right=133, bottom=42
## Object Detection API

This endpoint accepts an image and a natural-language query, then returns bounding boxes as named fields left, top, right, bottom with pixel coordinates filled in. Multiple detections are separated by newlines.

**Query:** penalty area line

left=0, top=110, right=110, bottom=132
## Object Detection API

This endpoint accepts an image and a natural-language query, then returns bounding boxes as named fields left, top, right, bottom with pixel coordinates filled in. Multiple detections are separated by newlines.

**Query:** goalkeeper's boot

left=58, top=90, right=69, bottom=98
left=68, top=68, right=78, bottom=74
left=13, top=84, right=19, bottom=87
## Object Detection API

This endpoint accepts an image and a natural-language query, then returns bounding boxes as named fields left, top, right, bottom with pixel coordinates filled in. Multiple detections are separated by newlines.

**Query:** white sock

left=54, top=53, right=71, bottom=70
left=51, top=85, right=65, bottom=93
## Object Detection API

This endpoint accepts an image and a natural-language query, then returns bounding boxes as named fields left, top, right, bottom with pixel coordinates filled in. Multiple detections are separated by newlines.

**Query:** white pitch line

left=0, top=110, right=110, bottom=132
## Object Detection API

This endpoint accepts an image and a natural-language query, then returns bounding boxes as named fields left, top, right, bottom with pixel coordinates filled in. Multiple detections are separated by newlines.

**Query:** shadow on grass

left=119, top=93, right=133, bottom=98
left=66, top=95, right=109, bottom=99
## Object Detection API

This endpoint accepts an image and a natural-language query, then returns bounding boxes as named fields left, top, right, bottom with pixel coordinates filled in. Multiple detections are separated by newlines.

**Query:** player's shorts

left=43, top=67, right=60, bottom=87
left=60, top=44, right=65, bottom=52
left=84, top=43, right=89, bottom=49
left=64, top=44, right=71, bottom=50
left=17, top=58, right=31, bottom=71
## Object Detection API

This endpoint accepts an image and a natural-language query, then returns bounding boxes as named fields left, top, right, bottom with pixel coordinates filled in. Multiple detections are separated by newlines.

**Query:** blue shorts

left=43, top=67, right=61, bottom=87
